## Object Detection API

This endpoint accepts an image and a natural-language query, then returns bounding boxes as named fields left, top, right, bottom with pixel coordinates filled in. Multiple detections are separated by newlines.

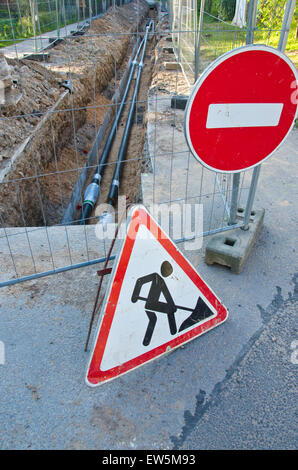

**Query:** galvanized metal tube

left=196, top=0, right=205, bottom=80
left=0, top=255, right=116, bottom=289
left=242, top=165, right=261, bottom=230
left=278, top=0, right=296, bottom=53
left=246, top=0, right=258, bottom=45
left=229, top=172, right=241, bottom=225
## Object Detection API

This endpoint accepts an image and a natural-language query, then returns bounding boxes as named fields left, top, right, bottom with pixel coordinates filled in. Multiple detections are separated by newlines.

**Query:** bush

left=202, top=0, right=236, bottom=22
left=3, top=24, right=12, bottom=39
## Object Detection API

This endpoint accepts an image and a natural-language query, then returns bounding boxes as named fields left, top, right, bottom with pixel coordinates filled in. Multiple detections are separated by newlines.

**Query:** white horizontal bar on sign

left=206, top=103, right=284, bottom=129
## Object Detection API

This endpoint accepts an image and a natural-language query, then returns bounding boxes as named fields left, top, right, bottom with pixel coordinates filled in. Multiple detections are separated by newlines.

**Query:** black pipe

left=78, top=36, right=146, bottom=224
left=107, top=21, right=154, bottom=206
left=97, top=36, right=145, bottom=177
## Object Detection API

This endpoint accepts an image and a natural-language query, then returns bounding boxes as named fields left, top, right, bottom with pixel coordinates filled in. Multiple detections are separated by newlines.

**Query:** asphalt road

left=180, top=279, right=298, bottom=450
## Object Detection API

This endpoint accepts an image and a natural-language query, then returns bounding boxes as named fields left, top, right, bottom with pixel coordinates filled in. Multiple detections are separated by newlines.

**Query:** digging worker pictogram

left=131, top=260, right=215, bottom=346
left=131, top=261, right=177, bottom=346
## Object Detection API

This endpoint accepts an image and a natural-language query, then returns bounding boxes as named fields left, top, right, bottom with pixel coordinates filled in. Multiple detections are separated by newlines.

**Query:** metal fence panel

left=168, top=0, right=297, bottom=86
left=0, top=0, right=296, bottom=287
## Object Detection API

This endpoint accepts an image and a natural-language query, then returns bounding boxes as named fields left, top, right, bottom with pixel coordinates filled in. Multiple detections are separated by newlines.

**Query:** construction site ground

left=0, top=0, right=150, bottom=226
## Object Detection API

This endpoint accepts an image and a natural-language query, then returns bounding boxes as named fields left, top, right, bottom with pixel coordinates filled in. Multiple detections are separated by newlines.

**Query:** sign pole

left=246, top=0, right=258, bottom=45
left=195, top=0, right=205, bottom=81
left=229, top=0, right=258, bottom=226
left=55, top=0, right=60, bottom=39
left=278, top=0, right=296, bottom=53
left=229, top=173, right=241, bottom=225
left=242, top=165, right=261, bottom=230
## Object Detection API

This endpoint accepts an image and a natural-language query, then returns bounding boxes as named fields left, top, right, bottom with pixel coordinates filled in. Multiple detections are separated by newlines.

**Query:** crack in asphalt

left=171, top=272, right=298, bottom=449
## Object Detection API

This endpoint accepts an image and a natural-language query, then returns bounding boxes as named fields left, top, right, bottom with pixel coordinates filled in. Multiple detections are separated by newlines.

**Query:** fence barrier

left=0, top=0, right=296, bottom=287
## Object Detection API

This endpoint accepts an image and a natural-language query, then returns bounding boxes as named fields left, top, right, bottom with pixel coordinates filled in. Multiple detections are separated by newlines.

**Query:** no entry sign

left=184, top=45, right=298, bottom=173
left=86, top=205, right=228, bottom=386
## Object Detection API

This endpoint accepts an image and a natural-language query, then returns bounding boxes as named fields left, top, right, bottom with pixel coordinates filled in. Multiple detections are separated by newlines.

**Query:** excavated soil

left=0, top=4, right=184, bottom=228
left=0, top=60, right=61, bottom=162
left=0, top=0, right=149, bottom=226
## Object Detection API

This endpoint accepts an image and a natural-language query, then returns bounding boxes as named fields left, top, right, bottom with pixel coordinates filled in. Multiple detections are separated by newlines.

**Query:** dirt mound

left=0, top=60, right=61, bottom=161
left=0, top=0, right=149, bottom=226
left=46, top=1, right=148, bottom=103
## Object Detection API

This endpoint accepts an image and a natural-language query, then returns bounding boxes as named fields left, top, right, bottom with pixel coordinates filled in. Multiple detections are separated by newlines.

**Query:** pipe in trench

left=107, top=20, right=154, bottom=208
left=79, top=20, right=154, bottom=225
left=79, top=32, right=147, bottom=224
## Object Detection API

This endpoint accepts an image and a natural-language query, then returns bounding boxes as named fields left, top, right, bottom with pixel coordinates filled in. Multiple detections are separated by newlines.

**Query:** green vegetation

left=202, top=0, right=236, bottom=22
left=196, top=0, right=297, bottom=72
left=0, top=1, right=84, bottom=48
left=0, top=14, right=78, bottom=48
left=254, top=0, right=298, bottom=53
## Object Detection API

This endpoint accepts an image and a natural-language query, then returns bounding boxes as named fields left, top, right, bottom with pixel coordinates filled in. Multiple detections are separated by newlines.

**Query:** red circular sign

left=184, top=45, right=298, bottom=173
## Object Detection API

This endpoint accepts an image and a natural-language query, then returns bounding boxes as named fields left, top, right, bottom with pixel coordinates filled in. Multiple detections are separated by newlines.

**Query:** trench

left=0, top=0, right=156, bottom=228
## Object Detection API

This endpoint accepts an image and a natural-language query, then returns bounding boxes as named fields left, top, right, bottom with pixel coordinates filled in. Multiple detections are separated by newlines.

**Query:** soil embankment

left=0, top=0, right=149, bottom=226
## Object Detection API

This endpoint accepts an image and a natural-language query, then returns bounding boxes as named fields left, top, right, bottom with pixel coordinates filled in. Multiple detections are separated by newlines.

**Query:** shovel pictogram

left=131, top=261, right=214, bottom=346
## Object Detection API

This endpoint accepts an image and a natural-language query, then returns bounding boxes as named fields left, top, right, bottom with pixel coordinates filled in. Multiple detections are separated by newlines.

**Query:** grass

left=197, top=13, right=298, bottom=71
left=0, top=12, right=79, bottom=49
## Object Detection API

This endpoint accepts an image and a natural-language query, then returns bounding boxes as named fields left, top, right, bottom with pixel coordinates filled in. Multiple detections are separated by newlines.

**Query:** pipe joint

left=83, top=176, right=101, bottom=208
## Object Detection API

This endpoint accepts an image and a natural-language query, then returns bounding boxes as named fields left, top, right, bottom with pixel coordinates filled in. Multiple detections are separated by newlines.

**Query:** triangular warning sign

left=86, top=205, right=228, bottom=386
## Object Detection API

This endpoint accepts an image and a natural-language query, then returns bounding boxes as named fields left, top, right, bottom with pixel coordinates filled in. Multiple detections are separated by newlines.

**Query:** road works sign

left=86, top=205, right=228, bottom=386
left=184, top=45, right=298, bottom=173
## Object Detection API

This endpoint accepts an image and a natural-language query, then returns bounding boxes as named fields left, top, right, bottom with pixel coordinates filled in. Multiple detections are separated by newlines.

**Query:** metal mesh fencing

left=0, top=0, right=296, bottom=287
left=0, top=1, right=130, bottom=53
left=166, top=0, right=296, bottom=240
left=168, top=0, right=297, bottom=86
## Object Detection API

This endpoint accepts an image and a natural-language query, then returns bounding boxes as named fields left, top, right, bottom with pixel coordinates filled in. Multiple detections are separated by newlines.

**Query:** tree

left=257, top=0, right=285, bottom=31
left=202, top=0, right=237, bottom=21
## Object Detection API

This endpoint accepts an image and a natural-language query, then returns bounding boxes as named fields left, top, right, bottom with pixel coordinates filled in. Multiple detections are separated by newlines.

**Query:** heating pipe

left=78, top=33, right=148, bottom=224
left=107, top=20, right=154, bottom=208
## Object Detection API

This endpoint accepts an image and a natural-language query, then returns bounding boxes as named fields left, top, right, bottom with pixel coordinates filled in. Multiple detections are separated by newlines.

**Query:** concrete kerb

left=205, top=208, right=265, bottom=274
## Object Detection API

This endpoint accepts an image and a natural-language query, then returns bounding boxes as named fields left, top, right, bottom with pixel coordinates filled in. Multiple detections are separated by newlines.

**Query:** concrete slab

left=165, top=62, right=182, bottom=71
left=205, top=209, right=265, bottom=273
